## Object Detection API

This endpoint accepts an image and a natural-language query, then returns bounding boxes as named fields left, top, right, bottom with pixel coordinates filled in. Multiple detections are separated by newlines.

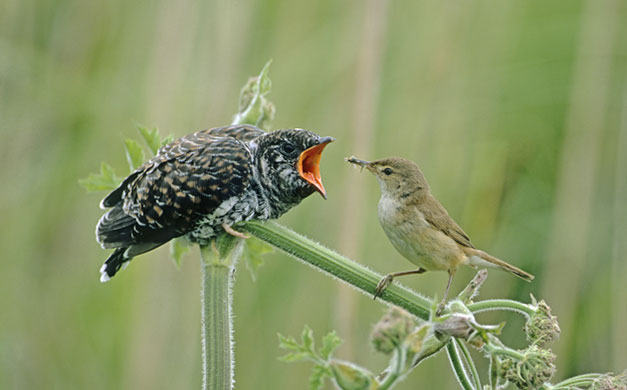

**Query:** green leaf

left=124, top=139, right=145, bottom=172
left=170, top=238, right=192, bottom=268
left=309, top=364, right=327, bottom=390
left=79, top=162, right=122, bottom=192
left=232, top=60, right=275, bottom=129
left=302, top=325, right=315, bottom=352
left=137, top=126, right=162, bottom=155
left=241, top=236, right=274, bottom=280
left=278, top=352, right=311, bottom=363
left=161, top=134, right=174, bottom=147
left=278, top=334, right=301, bottom=351
left=257, top=59, right=273, bottom=95
left=320, top=331, right=342, bottom=361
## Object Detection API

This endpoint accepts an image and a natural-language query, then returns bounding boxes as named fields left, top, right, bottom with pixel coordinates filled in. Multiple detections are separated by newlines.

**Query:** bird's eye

left=281, top=143, right=297, bottom=156
left=383, top=168, right=393, bottom=176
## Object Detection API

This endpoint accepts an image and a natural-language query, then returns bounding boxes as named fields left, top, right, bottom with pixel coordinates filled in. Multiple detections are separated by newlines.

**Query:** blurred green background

left=1, top=0, right=626, bottom=388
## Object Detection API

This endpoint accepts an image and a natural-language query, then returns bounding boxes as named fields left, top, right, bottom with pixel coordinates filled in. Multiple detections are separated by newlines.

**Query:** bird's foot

left=435, top=300, right=447, bottom=317
left=222, top=223, right=250, bottom=239
left=374, top=275, right=394, bottom=300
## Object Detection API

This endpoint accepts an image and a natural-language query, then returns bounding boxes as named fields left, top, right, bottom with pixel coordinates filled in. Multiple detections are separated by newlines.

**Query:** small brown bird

left=347, top=156, right=533, bottom=312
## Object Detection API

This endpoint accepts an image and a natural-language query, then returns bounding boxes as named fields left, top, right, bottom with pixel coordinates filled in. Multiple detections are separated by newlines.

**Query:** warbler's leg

left=373, top=268, right=426, bottom=300
left=436, top=269, right=456, bottom=316
left=222, top=223, right=250, bottom=239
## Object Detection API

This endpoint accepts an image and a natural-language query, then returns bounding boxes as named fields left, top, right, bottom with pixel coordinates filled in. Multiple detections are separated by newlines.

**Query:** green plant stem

left=489, top=355, right=499, bottom=389
left=200, top=243, right=241, bottom=390
left=241, top=220, right=432, bottom=320
left=455, top=339, right=481, bottom=390
left=379, top=347, right=406, bottom=390
left=547, top=373, right=604, bottom=389
left=467, top=299, right=535, bottom=317
left=484, top=344, right=525, bottom=360
left=446, top=341, right=476, bottom=390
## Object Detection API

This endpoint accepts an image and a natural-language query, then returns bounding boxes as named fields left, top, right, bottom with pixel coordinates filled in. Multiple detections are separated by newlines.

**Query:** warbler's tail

left=465, top=248, right=534, bottom=282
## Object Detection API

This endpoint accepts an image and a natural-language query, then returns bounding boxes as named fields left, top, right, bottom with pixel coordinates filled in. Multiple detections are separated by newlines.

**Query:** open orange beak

left=297, top=136, right=334, bottom=199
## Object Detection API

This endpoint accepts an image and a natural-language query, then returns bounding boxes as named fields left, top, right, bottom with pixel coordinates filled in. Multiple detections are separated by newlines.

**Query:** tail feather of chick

left=100, top=248, right=132, bottom=283
left=99, top=242, right=165, bottom=282
left=465, top=248, right=534, bottom=282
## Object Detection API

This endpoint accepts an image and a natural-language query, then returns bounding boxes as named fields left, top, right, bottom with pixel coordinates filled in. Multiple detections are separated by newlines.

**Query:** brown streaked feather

left=419, top=194, right=475, bottom=249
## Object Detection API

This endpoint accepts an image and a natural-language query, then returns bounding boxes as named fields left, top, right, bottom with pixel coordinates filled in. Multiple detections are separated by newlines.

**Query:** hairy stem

left=379, top=347, right=406, bottom=390
left=447, top=341, right=476, bottom=390
left=548, top=373, right=605, bottom=389
left=200, top=241, right=243, bottom=390
left=467, top=299, right=535, bottom=317
left=484, top=344, right=525, bottom=360
left=455, top=339, right=481, bottom=390
left=241, top=220, right=432, bottom=320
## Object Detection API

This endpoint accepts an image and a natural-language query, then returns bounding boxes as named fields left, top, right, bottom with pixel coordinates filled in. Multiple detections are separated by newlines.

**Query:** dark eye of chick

left=281, top=143, right=298, bottom=157
left=383, top=168, right=393, bottom=176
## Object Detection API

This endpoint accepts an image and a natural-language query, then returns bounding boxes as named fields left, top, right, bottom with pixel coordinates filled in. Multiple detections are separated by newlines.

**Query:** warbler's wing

left=421, top=195, right=475, bottom=249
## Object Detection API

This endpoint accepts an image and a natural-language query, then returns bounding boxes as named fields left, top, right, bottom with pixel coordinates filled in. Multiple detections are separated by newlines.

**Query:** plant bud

left=330, top=360, right=379, bottom=390
left=371, top=308, right=416, bottom=355
left=591, top=371, right=627, bottom=390
left=410, top=329, right=448, bottom=367
left=499, top=346, right=556, bottom=389
left=434, top=314, right=474, bottom=339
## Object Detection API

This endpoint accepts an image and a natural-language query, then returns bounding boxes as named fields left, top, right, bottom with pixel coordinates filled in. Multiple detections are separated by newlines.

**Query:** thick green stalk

left=241, top=220, right=432, bottom=320
left=446, top=341, right=476, bottom=390
left=200, top=240, right=243, bottom=390
left=455, top=339, right=481, bottom=390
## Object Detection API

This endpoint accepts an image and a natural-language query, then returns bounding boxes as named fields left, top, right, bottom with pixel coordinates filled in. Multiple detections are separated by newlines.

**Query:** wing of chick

left=96, top=125, right=257, bottom=279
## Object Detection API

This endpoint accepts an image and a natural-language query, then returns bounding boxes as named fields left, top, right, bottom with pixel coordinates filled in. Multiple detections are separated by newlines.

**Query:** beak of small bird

left=297, top=136, right=334, bottom=199
left=345, top=156, right=373, bottom=172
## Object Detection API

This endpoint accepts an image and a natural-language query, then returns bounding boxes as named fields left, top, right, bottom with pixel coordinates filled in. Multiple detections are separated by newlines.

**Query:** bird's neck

left=251, top=158, right=301, bottom=219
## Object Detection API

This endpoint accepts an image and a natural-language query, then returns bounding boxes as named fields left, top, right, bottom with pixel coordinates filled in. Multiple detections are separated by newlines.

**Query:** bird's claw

left=222, top=223, right=250, bottom=239
left=374, top=275, right=394, bottom=300
left=435, top=301, right=447, bottom=317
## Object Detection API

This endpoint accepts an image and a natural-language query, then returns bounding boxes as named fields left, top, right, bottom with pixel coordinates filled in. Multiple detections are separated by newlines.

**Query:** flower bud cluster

left=371, top=307, right=416, bottom=355
left=234, top=62, right=275, bottom=130
left=499, top=345, right=556, bottom=389
left=591, top=371, right=627, bottom=390
left=524, top=296, right=560, bottom=347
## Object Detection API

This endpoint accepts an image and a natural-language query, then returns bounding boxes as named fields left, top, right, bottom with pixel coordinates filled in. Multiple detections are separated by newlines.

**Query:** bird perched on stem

left=346, top=156, right=533, bottom=314
left=96, top=124, right=333, bottom=282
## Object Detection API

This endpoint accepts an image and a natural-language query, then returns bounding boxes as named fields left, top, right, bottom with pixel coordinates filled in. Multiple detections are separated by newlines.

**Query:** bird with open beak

left=347, top=156, right=533, bottom=314
left=95, top=124, right=333, bottom=281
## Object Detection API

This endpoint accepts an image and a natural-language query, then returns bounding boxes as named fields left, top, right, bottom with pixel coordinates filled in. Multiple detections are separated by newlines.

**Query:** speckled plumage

left=97, top=124, right=331, bottom=281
